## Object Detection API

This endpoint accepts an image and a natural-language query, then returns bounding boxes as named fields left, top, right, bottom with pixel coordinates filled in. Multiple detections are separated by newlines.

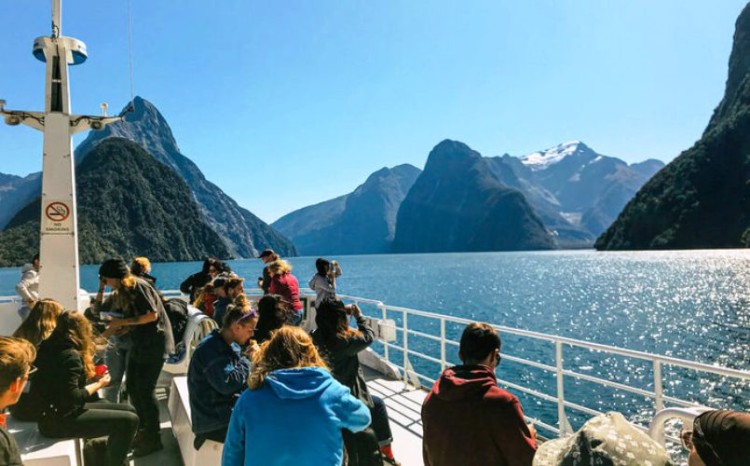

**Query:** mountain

left=495, top=141, right=664, bottom=239
left=74, top=96, right=296, bottom=257
left=0, top=138, right=230, bottom=266
left=272, top=164, right=422, bottom=255
left=596, top=4, right=750, bottom=250
left=392, top=140, right=556, bottom=252
left=0, top=172, right=41, bottom=229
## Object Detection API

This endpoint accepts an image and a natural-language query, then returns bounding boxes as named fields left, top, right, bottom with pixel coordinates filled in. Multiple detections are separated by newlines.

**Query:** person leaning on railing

left=681, top=409, right=750, bottom=466
left=421, top=322, right=537, bottom=466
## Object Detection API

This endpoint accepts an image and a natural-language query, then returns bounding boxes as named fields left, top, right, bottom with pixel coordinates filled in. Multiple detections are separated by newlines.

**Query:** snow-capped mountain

left=520, top=141, right=589, bottom=170
left=493, top=141, right=664, bottom=240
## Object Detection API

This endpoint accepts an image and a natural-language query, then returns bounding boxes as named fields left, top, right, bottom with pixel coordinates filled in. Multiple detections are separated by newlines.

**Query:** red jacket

left=269, top=273, right=302, bottom=310
left=421, top=365, right=537, bottom=466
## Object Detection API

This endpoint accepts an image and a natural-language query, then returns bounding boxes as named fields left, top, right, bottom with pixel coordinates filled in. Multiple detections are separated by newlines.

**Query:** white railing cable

left=332, top=292, right=750, bottom=442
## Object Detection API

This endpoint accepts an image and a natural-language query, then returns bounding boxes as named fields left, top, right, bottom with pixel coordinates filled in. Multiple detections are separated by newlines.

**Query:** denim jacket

left=187, top=330, right=251, bottom=434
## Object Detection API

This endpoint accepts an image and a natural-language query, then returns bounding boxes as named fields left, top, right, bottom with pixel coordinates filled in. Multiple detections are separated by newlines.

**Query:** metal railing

left=336, top=292, right=750, bottom=438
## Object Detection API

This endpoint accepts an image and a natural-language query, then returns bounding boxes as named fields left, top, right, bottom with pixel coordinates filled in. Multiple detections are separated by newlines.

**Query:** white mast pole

left=0, top=0, right=123, bottom=311
left=37, top=0, right=82, bottom=310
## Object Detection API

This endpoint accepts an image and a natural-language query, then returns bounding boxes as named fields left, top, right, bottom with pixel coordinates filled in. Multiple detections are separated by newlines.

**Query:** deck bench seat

left=168, top=376, right=223, bottom=466
left=8, top=417, right=81, bottom=466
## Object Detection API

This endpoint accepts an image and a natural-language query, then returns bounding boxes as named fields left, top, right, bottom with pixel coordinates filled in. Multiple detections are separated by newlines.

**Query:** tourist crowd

left=1, top=251, right=748, bottom=466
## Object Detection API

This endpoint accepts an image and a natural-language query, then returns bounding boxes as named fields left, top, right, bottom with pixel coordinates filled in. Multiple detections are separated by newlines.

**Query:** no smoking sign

left=42, top=200, right=73, bottom=234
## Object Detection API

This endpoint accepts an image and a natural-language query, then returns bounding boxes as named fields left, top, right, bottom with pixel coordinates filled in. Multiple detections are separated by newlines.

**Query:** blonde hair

left=131, top=257, right=151, bottom=275
left=268, top=260, right=292, bottom=276
left=248, top=326, right=328, bottom=390
left=13, top=299, right=64, bottom=346
left=0, top=337, right=36, bottom=393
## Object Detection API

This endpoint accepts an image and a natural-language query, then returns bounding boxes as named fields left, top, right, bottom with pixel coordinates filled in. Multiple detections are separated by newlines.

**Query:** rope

left=127, top=0, right=135, bottom=105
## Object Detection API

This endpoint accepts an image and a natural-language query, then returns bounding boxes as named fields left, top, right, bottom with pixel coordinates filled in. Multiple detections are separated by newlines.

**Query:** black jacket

left=26, top=339, right=97, bottom=422
left=180, top=271, right=211, bottom=303
left=312, top=316, right=375, bottom=407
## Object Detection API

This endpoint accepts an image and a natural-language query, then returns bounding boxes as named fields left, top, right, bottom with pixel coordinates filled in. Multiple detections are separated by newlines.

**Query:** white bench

left=168, top=376, right=223, bottom=466
left=8, top=417, right=81, bottom=466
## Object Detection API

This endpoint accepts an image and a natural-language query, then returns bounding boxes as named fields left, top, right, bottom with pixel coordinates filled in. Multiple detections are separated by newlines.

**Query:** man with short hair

left=0, top=336, right=37, bottom=465
left=257, top=249, right=278, bottom=294
left=421, top=322, right=537, bottom=466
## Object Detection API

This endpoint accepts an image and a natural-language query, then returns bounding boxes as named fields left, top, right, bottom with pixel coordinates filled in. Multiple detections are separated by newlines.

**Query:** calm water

left=2, top=250, right=749, bottom=441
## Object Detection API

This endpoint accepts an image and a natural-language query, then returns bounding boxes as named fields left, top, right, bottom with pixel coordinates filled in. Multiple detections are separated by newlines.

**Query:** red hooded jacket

left=421, top=365, right=537, bottom=466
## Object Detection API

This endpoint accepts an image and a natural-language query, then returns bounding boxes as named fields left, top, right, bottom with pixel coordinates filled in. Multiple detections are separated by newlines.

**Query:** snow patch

left=521, top=141, right=582, bottom=171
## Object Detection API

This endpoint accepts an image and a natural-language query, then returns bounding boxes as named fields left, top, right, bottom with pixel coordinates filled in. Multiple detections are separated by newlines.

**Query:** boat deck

left=124, top=370, right=427, bottom=466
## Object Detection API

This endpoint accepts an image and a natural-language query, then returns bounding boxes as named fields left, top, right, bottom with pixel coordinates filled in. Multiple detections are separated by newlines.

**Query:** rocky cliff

left=0, top=138, right=230, bottom=266
left=75, top=96, right=296, bottom=257
left=273, top=164, right=422, bottom=255
left=392, top=140, right=556, bottom=252
left=596, top=4, right=750, bottom=250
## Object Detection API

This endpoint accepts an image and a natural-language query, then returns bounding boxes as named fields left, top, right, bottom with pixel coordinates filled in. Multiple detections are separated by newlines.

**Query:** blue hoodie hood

left=265, top=367, right=334, bottom=400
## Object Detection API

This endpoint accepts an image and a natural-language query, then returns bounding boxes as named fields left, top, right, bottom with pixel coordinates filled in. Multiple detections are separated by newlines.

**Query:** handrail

left=335, top=292, right=750, bottom=442
left=9, top=288, right=743, bottom=445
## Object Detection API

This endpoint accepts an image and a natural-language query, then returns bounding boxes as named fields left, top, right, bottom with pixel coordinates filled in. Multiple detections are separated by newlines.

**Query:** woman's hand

left=349, top=304, right=362, bottom=318
left=243, top=340, right=260, bottom=359
left=98, top=373, right=111, bottom=388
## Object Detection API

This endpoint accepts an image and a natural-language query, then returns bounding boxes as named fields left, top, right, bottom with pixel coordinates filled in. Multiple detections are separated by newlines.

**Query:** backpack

left=163, top=298, right=189, bottom=346
left=342, top=427, right=384, bottom=466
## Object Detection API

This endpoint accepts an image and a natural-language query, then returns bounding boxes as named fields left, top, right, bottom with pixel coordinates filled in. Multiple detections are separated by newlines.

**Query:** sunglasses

left=24, top=365, right=38, bottom=379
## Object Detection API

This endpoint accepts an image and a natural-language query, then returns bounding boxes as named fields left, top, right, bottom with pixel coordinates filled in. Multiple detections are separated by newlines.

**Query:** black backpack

left=342, top=427, right=384, bottom=466
left=163, top=298, right=189, bottom=346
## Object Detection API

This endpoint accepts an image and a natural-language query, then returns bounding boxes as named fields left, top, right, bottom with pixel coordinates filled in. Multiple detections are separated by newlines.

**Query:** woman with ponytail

left=94, top=258, right=174, bottom=457
left=222, top=326, right=371, bottom=466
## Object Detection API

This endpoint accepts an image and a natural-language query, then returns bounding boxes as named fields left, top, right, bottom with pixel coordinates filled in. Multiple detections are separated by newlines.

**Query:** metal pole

left=379, top=303, right=389, bottom=362
left=403, top=311, right=409, bottom=388
left=555, top=341, right=569, bottom=436
left=52, top=0, right=61, bottom=37
left=654, top=360, right=664, bottom=412
left=440, top=318, right=446, bottom=371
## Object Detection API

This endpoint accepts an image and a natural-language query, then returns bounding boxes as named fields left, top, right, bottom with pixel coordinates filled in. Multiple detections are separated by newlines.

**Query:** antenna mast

left=0, top=0, right=122, bottom=311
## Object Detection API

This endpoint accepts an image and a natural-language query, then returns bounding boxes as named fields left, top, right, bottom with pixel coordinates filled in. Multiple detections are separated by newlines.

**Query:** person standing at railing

left=681, top=409, right=750, bottom=466
left=421, top=322, right=537, bottom=466
left=15, top=253, right=40, bottom=320
left=257, top=249, right=279, bottom=294
left=267, top=260, right=303, bottom=325
left=309, top=258, right=342, bottom=309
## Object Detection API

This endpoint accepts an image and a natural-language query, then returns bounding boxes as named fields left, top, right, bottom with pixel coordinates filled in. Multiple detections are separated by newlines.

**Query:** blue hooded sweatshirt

left=222, top=366, right=371, bottom=466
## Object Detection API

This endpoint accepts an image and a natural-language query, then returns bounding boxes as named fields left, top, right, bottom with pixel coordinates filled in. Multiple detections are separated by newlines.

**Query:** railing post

left=379, top=303, right=389, bottom=362
left=555, top=341, right=571, bottom=436
left=440, top=318, right=447, bottom=371
left=402, top=310, right=409, bottom=388
left=654, top=360, right=664, bottom=412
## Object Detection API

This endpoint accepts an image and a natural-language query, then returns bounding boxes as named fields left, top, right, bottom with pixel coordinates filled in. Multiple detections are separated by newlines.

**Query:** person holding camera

left=309, top=258, right=342, bottom=309
left=312, top=299, right=401, bottom=465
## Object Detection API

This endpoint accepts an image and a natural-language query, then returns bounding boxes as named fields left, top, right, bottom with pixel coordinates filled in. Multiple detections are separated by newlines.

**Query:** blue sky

left=0, top=1, right=746, bottom=223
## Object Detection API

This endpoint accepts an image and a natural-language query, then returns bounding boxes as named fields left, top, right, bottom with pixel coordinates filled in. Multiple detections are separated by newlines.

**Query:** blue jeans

left=103, top=334, right=132, bottom=403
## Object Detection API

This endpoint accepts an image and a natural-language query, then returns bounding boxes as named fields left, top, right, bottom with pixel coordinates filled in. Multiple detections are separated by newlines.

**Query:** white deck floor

left=127, top=373, right=427, bottom=466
